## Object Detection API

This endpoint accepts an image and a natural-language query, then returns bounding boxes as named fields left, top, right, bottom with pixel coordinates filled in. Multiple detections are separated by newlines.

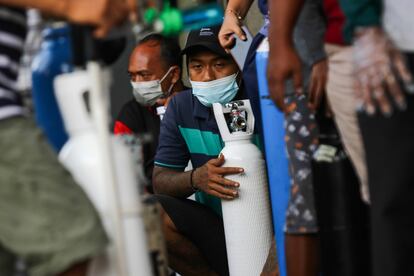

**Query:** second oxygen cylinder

left=54, top=70, right=153, bottom=276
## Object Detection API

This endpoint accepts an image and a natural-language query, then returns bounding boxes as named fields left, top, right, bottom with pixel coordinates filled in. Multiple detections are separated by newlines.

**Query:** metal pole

left=87, top=61, right=127, bottom=276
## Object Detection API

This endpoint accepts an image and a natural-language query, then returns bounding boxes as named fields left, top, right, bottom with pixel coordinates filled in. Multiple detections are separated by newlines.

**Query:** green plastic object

left=158, top=4, right=183, bottom=36
left=144, top=7, right=158, bottom=24
left=152, top=2, right=224, bottom=37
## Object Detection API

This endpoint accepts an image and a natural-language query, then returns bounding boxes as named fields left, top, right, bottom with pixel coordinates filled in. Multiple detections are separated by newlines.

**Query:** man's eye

left=215, top=63, right=225, bottom=68
left=138, top=73, right=152, bottom=80
left=192, top=64, right=202, bottom=70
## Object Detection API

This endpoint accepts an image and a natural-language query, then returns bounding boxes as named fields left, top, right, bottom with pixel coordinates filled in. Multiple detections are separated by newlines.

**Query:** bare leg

left=261, top=237, right=280, bottom=276
left=160, top=207, right=217, bottom=276
left=285, top=234, right=320, bottom=276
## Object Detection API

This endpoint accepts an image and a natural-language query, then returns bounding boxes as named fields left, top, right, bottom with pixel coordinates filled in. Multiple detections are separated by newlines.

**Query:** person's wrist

left=270, top=39, right=294, bottom=54
left=190, top=169, right=199, bottom=192
left=225, top=8, right=244, bottom=22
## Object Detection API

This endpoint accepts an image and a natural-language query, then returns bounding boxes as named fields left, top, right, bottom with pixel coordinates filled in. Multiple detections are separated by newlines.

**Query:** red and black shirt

left=114, top=99, right=161, bottom=181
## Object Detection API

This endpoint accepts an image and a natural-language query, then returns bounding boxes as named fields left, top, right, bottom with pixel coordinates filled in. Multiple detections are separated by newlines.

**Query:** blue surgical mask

left=190, top=73, right=239, bottom=107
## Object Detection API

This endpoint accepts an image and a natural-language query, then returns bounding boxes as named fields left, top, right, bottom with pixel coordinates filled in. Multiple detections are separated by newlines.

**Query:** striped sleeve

left=0, top=7, right=26, bottom=119
left=154, top=97, right=190, bottom=170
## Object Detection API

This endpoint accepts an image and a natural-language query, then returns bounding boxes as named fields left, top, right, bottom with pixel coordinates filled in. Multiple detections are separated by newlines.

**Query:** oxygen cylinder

left=213, top=100, right=273, bottom=276
left=31, top=24, right=71, bottom=151
left=256, top=38, right=290, bottom=276
left=54, top=69, right=153, bottom=276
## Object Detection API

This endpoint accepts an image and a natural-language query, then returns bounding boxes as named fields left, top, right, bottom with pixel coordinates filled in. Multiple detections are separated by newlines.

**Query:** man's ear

left=170, top=65, right=181, bottom=84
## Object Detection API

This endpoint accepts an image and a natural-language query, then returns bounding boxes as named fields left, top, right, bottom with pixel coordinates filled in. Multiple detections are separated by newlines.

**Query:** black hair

left=137, top=33, right=182, bottom=70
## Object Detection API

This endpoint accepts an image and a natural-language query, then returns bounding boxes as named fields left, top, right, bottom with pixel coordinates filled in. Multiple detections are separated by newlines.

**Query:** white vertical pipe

left=87, top=61, right=127, bottom=276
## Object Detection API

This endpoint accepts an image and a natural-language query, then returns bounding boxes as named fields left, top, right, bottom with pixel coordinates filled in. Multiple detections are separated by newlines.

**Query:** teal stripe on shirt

left=154, top=161, right=186, bottom=170
left=178, top=126, right=224, bottom=156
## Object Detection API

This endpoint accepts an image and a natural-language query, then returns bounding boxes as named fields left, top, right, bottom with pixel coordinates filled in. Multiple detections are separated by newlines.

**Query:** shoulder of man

left=114, top=99, right=147, bottom=134
left=167, top=89, right=194, bottom=114
left=117, top=100, right=144, bottom=120
left=170, top=89, right=193, bottom=105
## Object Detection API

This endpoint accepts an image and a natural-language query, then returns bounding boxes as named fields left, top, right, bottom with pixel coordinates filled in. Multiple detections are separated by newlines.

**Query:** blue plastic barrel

left=182, top=3, right=224, bottom=31
left=256, top=38, right=290, bottom=276
left=32, top=24, right=72, bottom=151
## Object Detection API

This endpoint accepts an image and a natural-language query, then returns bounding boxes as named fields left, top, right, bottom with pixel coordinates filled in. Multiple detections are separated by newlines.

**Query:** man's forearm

left=0, top=0, right=67, bottom=18
left=152, top=166, right=195, bottom=198
left=268, top=0, right=305, bottom=48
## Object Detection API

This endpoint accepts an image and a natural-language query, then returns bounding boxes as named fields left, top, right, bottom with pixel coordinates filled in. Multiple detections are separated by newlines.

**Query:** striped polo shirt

left=155, top=89, right=261, bottom=215
left=0, top=7, right=26, bottom=120
left=155, top=89, right=225, bottom=215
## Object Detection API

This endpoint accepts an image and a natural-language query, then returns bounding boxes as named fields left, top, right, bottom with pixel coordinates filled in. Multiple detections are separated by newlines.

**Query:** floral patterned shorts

left=284, top=94, right=319, bottom=234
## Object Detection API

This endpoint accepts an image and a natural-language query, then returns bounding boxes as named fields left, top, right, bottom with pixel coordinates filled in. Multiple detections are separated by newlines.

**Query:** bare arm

left=267, top=0, right=305, bottom=110
left=268, top=0, right=304, bottom=48
left=0, top=0, right=132, bottom=37
left=153, top=166, right=194, bottom=198
left=153, top=155, right=243, bottom=200
left=218, top=0, right=255, bottom=51
left=0, top=0, right=67, bottom=16
left=225, top=0, right=254, bottom=20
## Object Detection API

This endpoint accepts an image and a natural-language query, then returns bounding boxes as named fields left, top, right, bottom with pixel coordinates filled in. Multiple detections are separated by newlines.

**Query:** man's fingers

left=372, top=85, right=392, bottom=116
left=393, top=51, right=413, bottom=84
left=218, top=32, right=232, bottom=44
left=293, top=67, right=303, bottom=95
left=210, top=182, right=239, bottom=198
left=207, top=187, right=236, bottom=200
left=385, top=73, right=406, bottom=110
left=215, top=166, right=244, bottom=176
left=223, top=36, right=236, bottom=51
left=268, top=77, right=286, bottom=111
left=308, top=76, right=324, bottom=110
left=392, top=51, right=414, bottom=94
left=313, top=76, right=325, bottom=109
left=358, top=73, right=376, bottom=115
left=211, top=174, right=240, bottom=188
left=234, top=27, right=247, bottom=41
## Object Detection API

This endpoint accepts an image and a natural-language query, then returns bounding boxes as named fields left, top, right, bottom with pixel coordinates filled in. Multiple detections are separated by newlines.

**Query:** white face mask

left=131, top=67, right=174, bottom=106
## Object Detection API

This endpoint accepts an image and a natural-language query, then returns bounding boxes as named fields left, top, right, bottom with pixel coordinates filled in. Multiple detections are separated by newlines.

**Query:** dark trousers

left=153, top=194, right=229, bottom=276
left=358, top=53, right=414, bottom=276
